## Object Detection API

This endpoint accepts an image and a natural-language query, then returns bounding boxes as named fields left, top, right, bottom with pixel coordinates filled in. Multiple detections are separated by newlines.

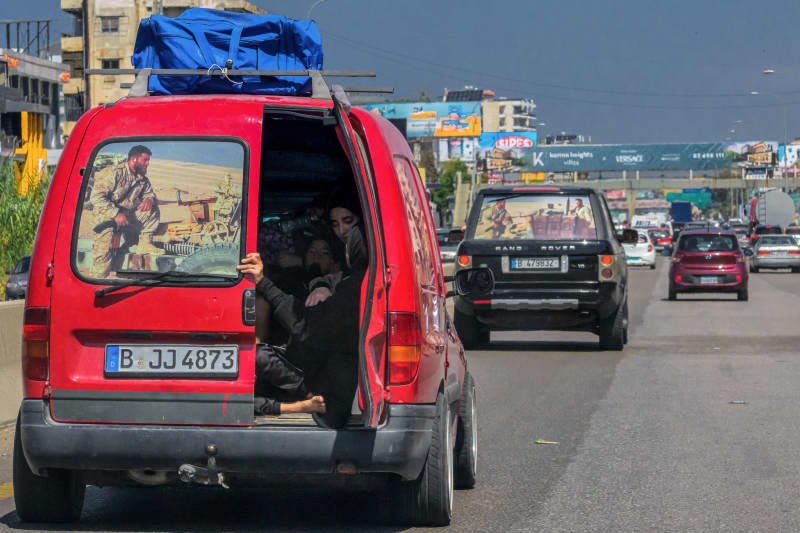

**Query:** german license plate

left=104, top=345, right=239, bottom=378
left=700, top=276, right=718, bottom=285
left=511, top=257, right=560, bottom=270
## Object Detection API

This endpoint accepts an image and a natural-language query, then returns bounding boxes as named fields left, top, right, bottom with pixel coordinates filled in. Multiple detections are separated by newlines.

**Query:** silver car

left=750, top=235, right=800, bottom=273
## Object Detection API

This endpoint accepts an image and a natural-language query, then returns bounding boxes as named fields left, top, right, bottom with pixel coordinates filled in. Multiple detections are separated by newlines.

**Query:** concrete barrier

left=0, top=300, right=23, bottom=424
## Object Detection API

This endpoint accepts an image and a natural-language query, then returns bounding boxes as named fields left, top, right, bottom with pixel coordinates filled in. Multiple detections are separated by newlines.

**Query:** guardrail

left=0, top=300, right=23, bottom=424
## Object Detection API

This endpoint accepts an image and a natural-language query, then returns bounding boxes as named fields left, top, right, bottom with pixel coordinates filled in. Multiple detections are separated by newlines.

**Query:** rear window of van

left=471, top=194, right=597, bottom=240
left=73, top=139, right=246, bottom=281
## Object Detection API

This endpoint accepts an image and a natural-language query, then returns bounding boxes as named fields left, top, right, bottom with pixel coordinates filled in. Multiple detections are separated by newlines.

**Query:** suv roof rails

left=85, top=68, right=393, bottom=103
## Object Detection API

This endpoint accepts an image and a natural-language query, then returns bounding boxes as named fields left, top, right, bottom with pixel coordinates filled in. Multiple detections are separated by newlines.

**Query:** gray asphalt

left=1, top=256, right=800, bottom=531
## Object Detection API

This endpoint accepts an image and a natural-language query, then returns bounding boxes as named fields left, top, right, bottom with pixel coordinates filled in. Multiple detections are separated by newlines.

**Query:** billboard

left=438, top=138, right=477, bottom=162
left=365, top=102, right=481, bottom=138
left=507, top=141, right=779, bottom=172
left=477, top=132, right=538, bottom=171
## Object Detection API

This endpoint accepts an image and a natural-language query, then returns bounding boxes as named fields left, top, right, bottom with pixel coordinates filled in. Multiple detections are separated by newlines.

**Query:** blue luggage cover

left=132, top=8, right=323, bottom=96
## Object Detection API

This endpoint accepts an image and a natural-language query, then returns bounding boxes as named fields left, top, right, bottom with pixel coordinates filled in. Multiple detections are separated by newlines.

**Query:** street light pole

left=762, top=69, right=789, bottom=180
left=751, top=89, right=788, bottom=180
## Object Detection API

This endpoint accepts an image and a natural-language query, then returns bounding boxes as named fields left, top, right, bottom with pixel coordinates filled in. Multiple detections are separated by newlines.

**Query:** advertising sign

left=507, top=141, right=779, bottom=172
left=365, top=102, right=481, bottom=138
left=438, top=138, right=477, bottom=162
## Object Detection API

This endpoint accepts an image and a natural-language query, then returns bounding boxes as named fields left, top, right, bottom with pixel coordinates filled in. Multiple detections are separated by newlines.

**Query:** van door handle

left=242, top=289, right=256, bottom=326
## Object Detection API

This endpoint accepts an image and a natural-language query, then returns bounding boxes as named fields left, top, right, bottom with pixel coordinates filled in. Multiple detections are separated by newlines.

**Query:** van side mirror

left=448, top=228, right=465, bottom=244
left=618, top=229, right=638, bottom=244
left=445, top=267, right=495, bottom=298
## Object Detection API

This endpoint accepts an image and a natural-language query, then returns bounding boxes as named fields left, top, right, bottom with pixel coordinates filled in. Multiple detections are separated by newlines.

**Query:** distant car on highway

left=750, top=224, right=783, bottom=248
left=669, top=229, right=748, bottom=301
left=624, top=230, right=656, bottom=269
left=750, top=235, right=800, bottom=273
left=4, top=255, right=30, bottom=300
left=729, top=224, right=751, bottom=248
left=436, top=227, right=459, bottom=263
left=785, top=224, right=800, bottom=245
left=647, top=227, right=672, bottom=252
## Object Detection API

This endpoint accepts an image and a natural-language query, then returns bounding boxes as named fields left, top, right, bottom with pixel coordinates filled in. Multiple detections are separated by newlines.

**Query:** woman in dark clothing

left=238, top=226, right=367, bottom=428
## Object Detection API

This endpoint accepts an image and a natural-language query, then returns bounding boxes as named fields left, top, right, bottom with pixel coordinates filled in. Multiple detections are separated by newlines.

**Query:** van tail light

left=756, top=250, right=771, bottom=256
left=675, top=274, right=682, bottom=282
left=388, top=312, right=421, bottom=385
left=647, top=244, right=653, bottom=252
left=22, top=307, right=49, bottom=381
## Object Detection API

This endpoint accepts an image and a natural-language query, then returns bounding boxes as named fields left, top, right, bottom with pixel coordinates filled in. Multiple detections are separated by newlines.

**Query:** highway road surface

left=1, top=256, right=799, bottom=532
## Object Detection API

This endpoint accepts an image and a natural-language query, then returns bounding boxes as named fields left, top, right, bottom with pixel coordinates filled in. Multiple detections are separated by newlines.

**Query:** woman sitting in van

left=238, top=224, right=368, bottom=428
left=261, top=235, right=343, bottom=345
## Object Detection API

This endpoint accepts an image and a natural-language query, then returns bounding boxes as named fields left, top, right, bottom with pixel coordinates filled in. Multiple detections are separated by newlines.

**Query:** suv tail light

left=388, top=312, right=421, bottom=385
left=22, top=307, right=49, bottom=381
left=597, top=255, right=620, bottom=282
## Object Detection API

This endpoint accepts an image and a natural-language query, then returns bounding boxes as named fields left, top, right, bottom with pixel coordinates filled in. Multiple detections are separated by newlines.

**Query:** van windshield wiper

left=95, top=270, right=238, bottom=298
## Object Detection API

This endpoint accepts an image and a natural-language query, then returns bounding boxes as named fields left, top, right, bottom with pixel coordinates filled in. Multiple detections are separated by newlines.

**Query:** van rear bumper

left=18, top=399, right=434, bottom=480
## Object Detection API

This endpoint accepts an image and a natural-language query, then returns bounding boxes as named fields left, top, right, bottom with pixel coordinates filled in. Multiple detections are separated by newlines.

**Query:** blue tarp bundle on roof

left=132, top=8, right=323, bottom=96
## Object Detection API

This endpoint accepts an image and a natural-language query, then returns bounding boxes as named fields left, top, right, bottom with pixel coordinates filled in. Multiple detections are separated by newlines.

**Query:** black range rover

left=452, top=185, right=636, bottom=350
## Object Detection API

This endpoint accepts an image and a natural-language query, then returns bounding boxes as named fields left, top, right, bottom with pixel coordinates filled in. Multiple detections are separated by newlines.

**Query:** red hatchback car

left=668, top=229, right=749, bottom=301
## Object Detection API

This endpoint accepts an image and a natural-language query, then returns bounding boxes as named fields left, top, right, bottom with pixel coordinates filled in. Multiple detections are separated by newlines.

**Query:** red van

left=14, top=72, right=475, bottom=526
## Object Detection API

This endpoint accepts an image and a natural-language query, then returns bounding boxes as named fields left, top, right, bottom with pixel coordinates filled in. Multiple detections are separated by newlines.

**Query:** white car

left=623, top=230, right=656, bottom=269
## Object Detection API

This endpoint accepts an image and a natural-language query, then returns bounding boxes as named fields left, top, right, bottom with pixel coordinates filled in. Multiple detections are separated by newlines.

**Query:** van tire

left=13, top=417, right=84, bottom=523
left=455, top=372, right=477, bottom=489
left=395, top=394, right=454, bottom=526
left=454, top=309, right=489, bottom=350
left=598, top=305, right=624, bottom=351
left=179, top=243, right=239, bottom=275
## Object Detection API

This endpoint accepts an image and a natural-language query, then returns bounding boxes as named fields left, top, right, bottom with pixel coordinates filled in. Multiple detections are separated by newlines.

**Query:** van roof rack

left=85, top=68, right=393, bottom=105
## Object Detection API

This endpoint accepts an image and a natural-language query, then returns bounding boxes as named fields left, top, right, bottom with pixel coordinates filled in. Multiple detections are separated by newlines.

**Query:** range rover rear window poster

left=74, top=140, right=244, bottom=280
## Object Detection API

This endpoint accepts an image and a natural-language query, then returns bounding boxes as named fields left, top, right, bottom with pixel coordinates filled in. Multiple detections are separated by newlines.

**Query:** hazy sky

left=5, top=0, right=800, bottom=144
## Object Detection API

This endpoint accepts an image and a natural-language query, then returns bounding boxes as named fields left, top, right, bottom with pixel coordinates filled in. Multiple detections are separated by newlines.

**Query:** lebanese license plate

left=104, top=344, right=239, bottom=378
left=700, top=276, right=718, bottom=285
left=511, top=257, right=560, bottom=270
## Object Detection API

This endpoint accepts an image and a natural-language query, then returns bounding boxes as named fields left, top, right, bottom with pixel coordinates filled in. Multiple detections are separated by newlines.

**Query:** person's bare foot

left=303, top=395, right=326, bottom=413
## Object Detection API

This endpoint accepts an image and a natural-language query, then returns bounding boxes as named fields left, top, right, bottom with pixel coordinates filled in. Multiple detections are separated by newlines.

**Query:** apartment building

left=482, top=98, right=537, bottom=132
left=60, top=0, right=266, bottom=137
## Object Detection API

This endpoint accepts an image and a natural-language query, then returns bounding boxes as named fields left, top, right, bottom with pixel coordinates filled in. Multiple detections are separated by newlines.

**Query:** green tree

left=419, top=151, right=438, bottom=184
left=0, top=163, right=49, bottom=299
left=432, top=159, right=469, bottom=213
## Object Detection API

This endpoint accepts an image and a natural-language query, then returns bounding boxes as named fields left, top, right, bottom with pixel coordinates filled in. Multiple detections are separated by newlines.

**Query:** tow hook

left=177, top=444, right=230, bottom=489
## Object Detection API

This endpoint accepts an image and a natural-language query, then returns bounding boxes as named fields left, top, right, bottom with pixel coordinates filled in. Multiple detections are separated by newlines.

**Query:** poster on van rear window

left=73, top=140, right=245, bottom=280
left=473, top=195, right=597, bottom=240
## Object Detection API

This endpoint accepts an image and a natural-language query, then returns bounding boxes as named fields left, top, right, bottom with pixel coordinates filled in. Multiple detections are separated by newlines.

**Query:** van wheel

left=395, top=394, right=454, bottom=526
left=649, top=263, right=656, bottom=270
left=178, top=243, right=239, bottom=275
left=454, top=309, right=489, bottom=350
left=738, top=289, right=749, bottom=301
left=598, top=305, right=624, bottom=351
left=13, top=417, right=84, bottom=523
left=455, top=372, right=477, bottom=489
